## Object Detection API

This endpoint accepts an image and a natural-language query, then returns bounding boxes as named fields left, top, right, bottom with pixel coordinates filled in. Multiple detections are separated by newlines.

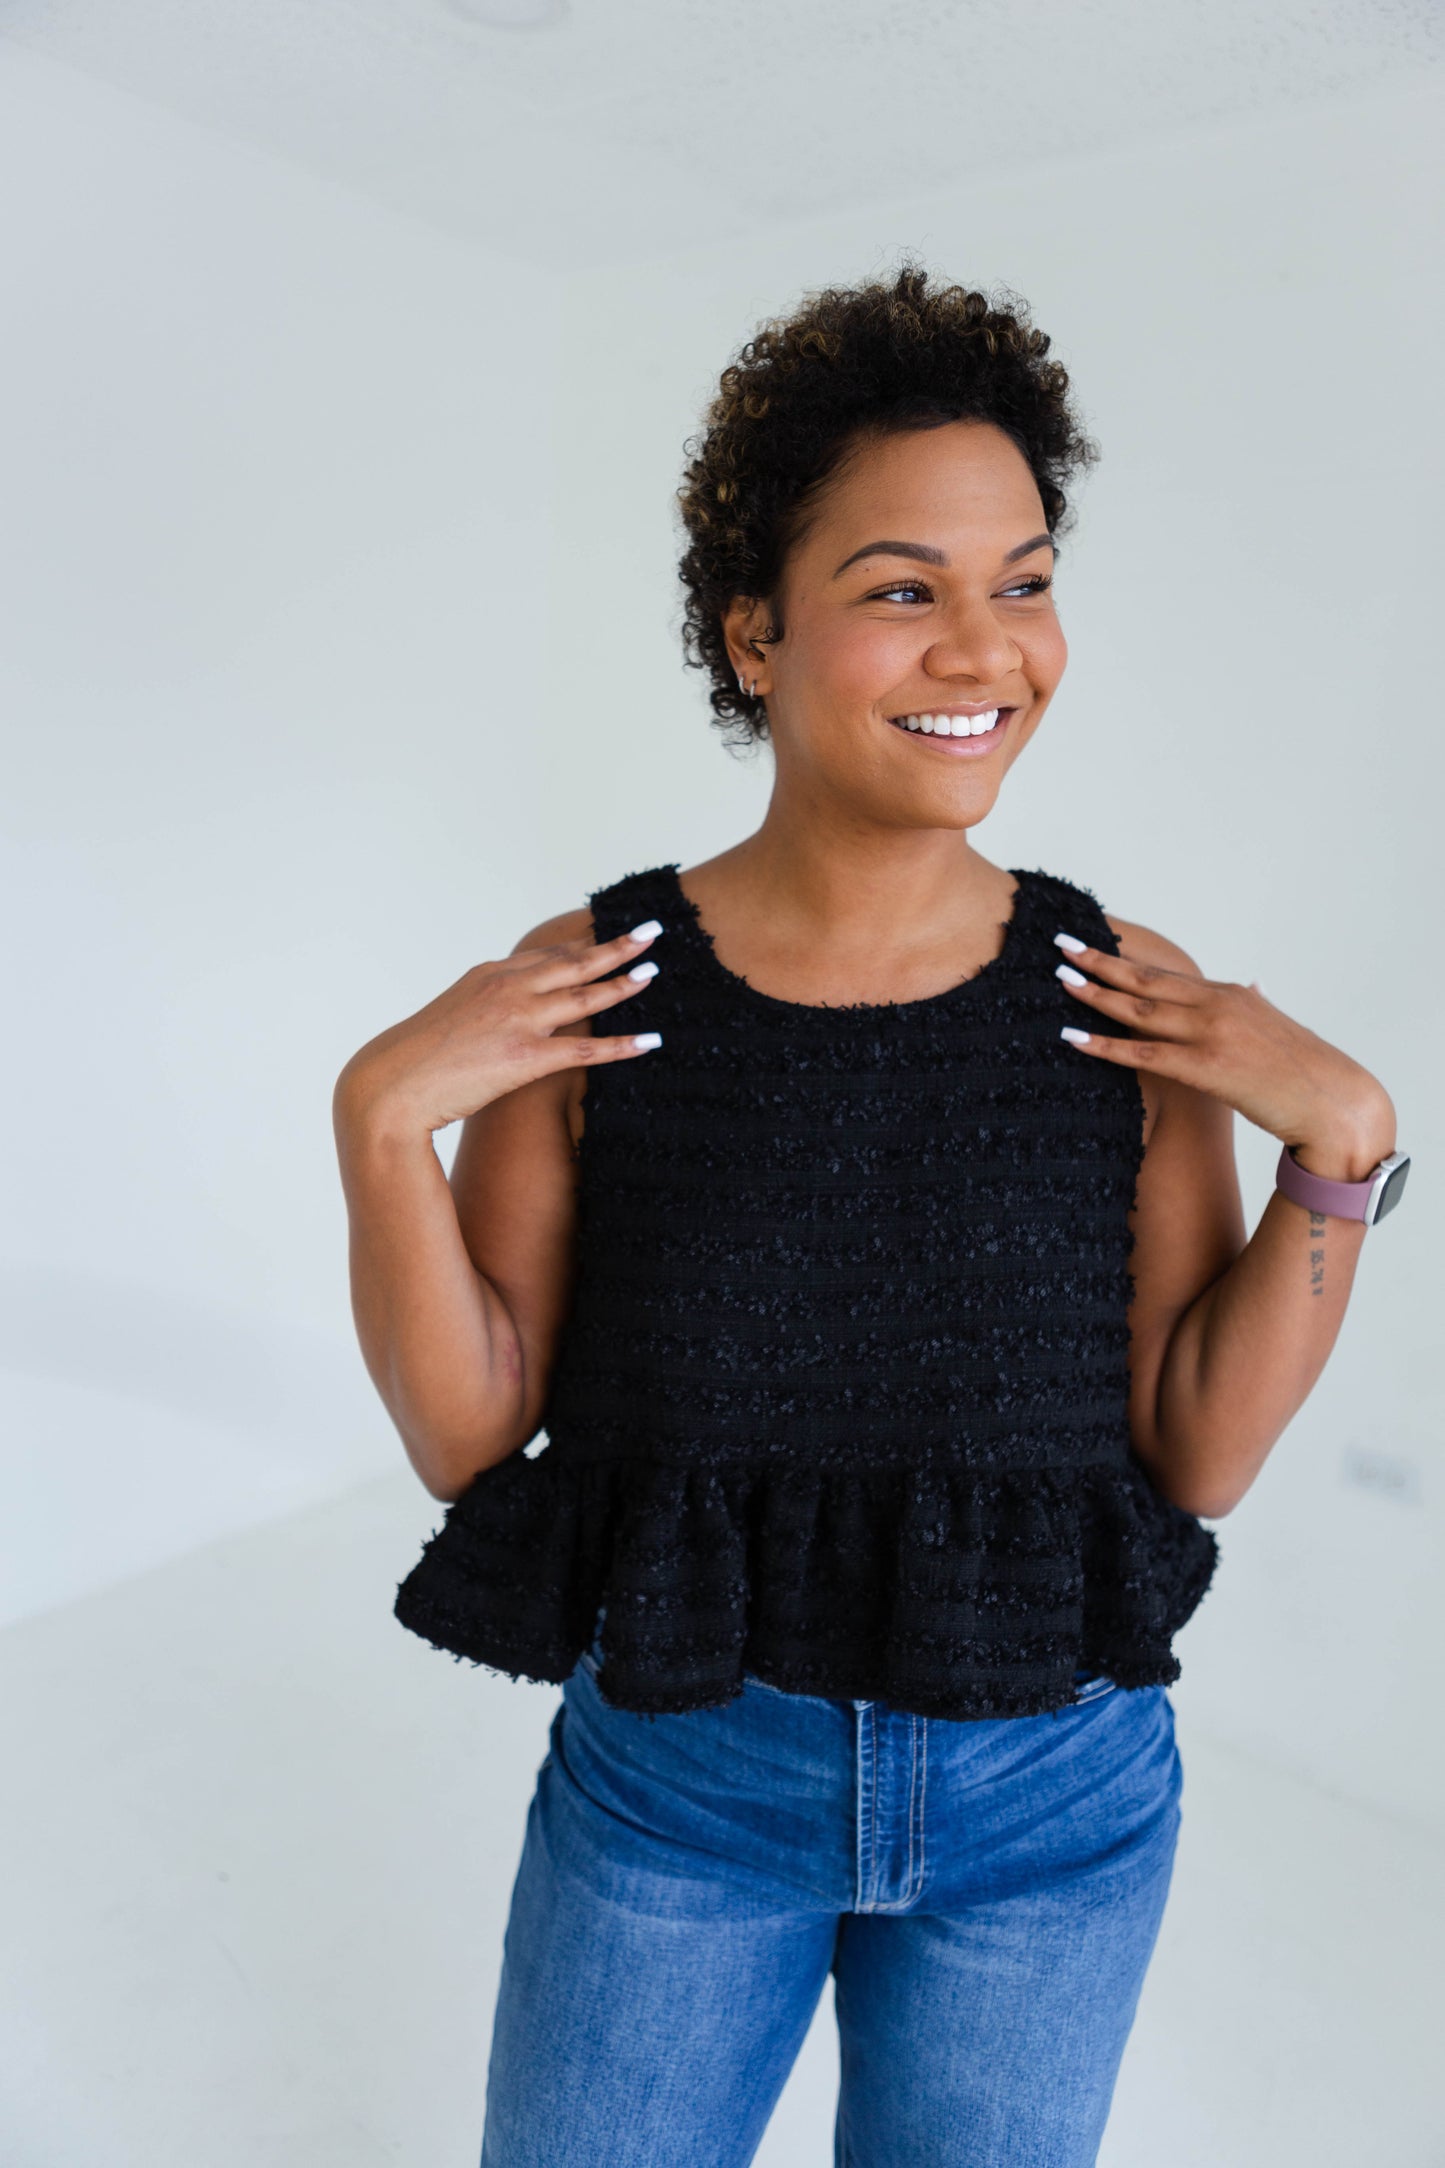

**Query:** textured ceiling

left=4, top=0, right=1442, bottom=267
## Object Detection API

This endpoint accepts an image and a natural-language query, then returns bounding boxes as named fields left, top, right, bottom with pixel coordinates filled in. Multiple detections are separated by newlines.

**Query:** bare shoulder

left=1101, top=916, right=1210, bottom=1146
left=1103, top=914, right=1206, bottom=980
left=511, top=903, right=594, bottom=955
left=453, top=901, right=598, bottom=1186
left=507, top=906, right=596, bottom=1076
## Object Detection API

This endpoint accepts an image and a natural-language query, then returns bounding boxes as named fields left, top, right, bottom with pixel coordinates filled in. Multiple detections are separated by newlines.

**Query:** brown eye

left=870, top=581, right=934, bottom=604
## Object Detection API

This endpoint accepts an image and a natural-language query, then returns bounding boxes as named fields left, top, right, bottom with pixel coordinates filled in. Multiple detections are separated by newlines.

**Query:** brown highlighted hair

left=677, top=263, right=1099, bottom=745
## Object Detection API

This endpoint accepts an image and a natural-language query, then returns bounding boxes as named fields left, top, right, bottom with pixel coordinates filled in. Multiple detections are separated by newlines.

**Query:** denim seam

left=871, top=1713, right=926, bottom=1912
left=853, top=1708, right=930, bottom=1914
left=913, top=1716, right=927, bottom=1903
left=854, top=1704, right=875, bottom=1911
left=853, top=1705, right=863, bottom=1909
left=867, top=1705, right=879, bottom=1908
left=901, top=1714, right=919, bottom=1905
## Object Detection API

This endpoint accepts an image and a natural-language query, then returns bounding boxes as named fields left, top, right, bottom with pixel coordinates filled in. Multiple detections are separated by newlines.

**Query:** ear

left=721, top=596, right=777, bottom=695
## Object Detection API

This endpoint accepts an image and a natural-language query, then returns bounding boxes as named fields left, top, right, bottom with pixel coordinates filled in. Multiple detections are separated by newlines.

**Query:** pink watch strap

left=1274, top=1144, right=1373, bottom=1220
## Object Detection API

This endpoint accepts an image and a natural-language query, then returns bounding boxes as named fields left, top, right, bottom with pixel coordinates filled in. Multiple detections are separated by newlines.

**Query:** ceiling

left=4, top=0, right=1442, bottom=269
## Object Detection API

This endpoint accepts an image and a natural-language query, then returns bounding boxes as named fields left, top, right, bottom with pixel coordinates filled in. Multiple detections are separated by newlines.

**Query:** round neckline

left=665, top=864, right=1034, bottom=1019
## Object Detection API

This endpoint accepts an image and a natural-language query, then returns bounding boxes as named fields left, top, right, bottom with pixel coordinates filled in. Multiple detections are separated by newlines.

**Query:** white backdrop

left=3, top=47, right=1440, bottom=1835
left=0, top=47, right=563, bottom=1610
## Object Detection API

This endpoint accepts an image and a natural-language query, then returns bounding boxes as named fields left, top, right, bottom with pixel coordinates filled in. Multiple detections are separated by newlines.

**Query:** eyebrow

left=830, top=532, right=1056, bottom=579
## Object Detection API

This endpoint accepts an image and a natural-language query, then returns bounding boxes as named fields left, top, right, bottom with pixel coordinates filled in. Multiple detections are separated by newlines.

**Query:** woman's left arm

left=1060, top=916, right=1398, bottom=1520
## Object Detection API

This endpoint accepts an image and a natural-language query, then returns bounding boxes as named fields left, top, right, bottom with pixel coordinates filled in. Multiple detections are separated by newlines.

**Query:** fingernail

left=627, top=961, right=660, bottom=983
left=1054, top=931, right=1087, bottom=954
left=1060, top=1026, right=1091, bottom=1045
left=633, top=1032, right=663, bottom=1051
left=628, top=920, right=663, bottom=942
left=1056, top=963, right=1088, bottom=988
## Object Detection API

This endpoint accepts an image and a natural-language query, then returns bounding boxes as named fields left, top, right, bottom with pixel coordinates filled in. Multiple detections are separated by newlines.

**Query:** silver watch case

left=1365, top=1151, right=1411, bottom=1226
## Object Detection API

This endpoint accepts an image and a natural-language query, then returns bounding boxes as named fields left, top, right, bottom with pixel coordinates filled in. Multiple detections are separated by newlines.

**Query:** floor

left=3, top=1472, right=1442, bottom=2167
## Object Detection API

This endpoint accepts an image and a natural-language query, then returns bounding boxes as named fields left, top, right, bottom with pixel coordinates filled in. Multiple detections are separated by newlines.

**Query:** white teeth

left=893, top=708, right=1003, bottom=736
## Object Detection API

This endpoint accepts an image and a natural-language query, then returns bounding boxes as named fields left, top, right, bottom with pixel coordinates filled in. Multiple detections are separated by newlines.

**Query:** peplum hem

left=393, top=1448, right=1218, bottom=1720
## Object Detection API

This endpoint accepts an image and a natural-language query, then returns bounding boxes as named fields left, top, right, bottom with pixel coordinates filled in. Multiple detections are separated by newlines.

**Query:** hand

left=335, top=921, right=664, bottom=1140
left=1053, top=935, right=1396, bottom=1180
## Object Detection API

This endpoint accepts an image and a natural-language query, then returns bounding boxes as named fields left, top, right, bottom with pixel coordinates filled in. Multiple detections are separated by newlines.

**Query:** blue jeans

left=480, top=1627, right=1181, bottom=2167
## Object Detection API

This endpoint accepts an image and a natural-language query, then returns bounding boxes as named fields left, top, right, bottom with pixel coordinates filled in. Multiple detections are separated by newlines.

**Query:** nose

left=922, top=592, right=1022, bottom=686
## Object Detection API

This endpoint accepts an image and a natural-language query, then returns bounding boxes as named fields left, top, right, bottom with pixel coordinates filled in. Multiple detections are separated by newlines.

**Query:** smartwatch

left=1274, top=1144, right=1410, bottom=1226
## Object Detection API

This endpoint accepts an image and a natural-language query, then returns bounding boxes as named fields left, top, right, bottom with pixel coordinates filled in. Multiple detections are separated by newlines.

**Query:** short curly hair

left=677, top=263, right=1100, bottom=745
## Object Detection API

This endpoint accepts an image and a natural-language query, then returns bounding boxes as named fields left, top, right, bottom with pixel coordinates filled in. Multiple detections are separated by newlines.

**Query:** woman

left=333, top=269, right=1405, bottom=2167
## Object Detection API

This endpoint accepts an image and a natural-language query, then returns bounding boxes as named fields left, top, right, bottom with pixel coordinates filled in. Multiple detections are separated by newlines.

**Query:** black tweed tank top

left=395, top=862, right=1218, bottom=1719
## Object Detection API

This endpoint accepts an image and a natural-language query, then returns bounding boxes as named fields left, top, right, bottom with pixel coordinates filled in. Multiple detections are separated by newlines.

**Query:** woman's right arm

left=331, top=908, right=662, bottom=1501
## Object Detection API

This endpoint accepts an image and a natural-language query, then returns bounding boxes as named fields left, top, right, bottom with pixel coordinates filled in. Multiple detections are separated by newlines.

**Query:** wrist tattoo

left=1308, top=1208, right=1326, bottom=1298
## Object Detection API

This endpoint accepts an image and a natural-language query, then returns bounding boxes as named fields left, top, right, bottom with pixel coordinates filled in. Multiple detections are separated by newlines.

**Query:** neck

left=719, top=791, right=999, bottom=951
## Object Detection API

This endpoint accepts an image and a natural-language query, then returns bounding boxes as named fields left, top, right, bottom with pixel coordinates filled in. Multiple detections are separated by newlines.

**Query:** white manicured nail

left=628, top=920, right=663, bottom=942
left=1054, top=931, right=1087, bottom=954
left=627, top=961, right=660, bottom=983
left=1060, top=1026, right=1091, bottom=1046
left=633, top=1032, right=663, bottom=1051
left=1056, top=963, right=1088, bottom=988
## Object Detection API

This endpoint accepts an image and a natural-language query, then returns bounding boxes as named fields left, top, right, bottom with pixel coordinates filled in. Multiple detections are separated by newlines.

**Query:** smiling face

left=724, top=419, right=1067, bottom=832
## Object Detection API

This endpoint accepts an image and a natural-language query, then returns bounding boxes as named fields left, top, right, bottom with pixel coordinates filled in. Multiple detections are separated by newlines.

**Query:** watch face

left=1371, top=1157, right=1410, bottom=1224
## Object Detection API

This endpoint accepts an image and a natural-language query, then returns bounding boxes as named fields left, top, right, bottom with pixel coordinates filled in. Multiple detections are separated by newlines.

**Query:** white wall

left=5, top=45, right=1440, bottom=1835
left=0, top=47, right=563, bottom=1615
left=537, top=77, right=1445, bottom=1831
